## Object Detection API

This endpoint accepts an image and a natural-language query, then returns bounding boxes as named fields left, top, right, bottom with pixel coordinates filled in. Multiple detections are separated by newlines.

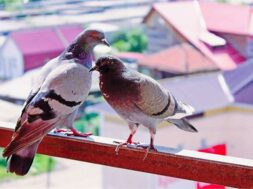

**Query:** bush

left=112, top=29, right=148, bottom=53
left=0, top=0, right=23, bottom=10
left=74, top=112, right=100, bottom=136
left=0, top=148, right=56, bottom=182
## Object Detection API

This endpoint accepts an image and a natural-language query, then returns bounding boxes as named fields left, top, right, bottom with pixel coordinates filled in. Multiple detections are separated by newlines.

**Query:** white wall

left=101, top=109, right=253, bottom=158
left=145, top=13, right=180, bottom=53
left=98, top=108, right=253, bottom=189
left=1, top=38, right=24, bottom=80
left=220, top=33, right=248, bottom=58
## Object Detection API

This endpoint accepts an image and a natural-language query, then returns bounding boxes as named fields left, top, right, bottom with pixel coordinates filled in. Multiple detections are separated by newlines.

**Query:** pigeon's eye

left=100, top=65, right=110, bottom=74
left=90, top=32, right=104, bottom=41
left=91, top=32, right=99, bottom=38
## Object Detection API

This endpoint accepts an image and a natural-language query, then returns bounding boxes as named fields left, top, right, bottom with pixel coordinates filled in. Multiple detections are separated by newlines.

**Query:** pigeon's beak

left=89, top=66, right=97, bottom=72
left=101, top=38, right=110, bottom=47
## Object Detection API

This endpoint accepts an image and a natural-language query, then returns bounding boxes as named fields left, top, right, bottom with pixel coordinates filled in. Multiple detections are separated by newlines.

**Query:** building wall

left=246, top=36, right=253, bottom=58
left=98, top=108, right=253, bottom=189
left=138, top=65, right=178, bottom=79
left=0, top=49, right=4, bottom=80
left=220, top=33, right=248, bottom=57
left=145, top=13, right=180, bottom=53
left=101, top=109, right=253, bottom=158
left=1, top=38, right=24, bottom=80
left=234, top=81, right=253, bottom=104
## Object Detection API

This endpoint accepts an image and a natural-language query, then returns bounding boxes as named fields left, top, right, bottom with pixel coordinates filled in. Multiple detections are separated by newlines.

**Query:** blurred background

left=0, top=0, right=253, bottom=188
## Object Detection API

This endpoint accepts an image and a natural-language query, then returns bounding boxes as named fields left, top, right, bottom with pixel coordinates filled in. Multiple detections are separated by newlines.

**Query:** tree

left=112, top=29, right=148, bottom=53
left=0, top=0, right=23, bottom=11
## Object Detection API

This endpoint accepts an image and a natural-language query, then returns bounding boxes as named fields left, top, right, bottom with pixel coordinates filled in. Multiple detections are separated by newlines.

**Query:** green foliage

left=113, top=41, right=131, bottom=52
left=0, top=0, right=23, bottom=11
left=215, top=0, right=251, bottom=4
left=0, top=155, right=7, bottom=167
left=74, top=112, right=100, bottom=136
left=0, top=112, right=99, bottom=181
left=112, top=29, right=148, bottom=53
left=0, top=148, right=56, bottom=182
left=31, top=154, right=56, bottom=174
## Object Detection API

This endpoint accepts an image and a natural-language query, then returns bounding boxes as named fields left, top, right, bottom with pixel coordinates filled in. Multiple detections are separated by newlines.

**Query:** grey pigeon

left=2, top=29, right=109, bottom=176
left=90, top=56, right=197, bottom=158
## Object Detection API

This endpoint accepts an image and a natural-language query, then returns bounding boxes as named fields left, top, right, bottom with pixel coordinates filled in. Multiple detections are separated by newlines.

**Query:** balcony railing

left=0, top=122, right=252, bottom=188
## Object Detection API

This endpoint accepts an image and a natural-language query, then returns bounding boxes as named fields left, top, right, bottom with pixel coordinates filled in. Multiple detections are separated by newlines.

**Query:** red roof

left=144, top=1, right=246, bottom=71
left=138, top=44, right=217, bottom=73
left=116, top=52, right=145, bottom=61
left=11, top=25, right=83, bottom=71
left=200, top=2, right=252, bottom=36
left=59, top=25, right=84, bottom=45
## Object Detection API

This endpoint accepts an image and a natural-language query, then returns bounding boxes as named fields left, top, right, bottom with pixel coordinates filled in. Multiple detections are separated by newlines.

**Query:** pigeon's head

left=75, top=29, right=110, bottom=50
left=90, top=56, right=125, bottom=74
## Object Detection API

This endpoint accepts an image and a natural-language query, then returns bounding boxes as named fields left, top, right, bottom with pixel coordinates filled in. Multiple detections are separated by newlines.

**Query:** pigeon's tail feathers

left=170, top=101, right=195, bottom=119
left=182, top=103, right=195, bottom=116
left=6, top=141, right=39, bottom=176
left=167, top=118, right=198, bottom=133
left=176, top=100, right=195, bottom=116
left=3, top=118, right=56, bottom=158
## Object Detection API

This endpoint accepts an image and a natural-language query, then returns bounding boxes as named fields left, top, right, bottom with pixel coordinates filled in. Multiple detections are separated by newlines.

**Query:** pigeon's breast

left=100, top=75, right=140, bottom=111
left=44, top=63, right=92, bottom=103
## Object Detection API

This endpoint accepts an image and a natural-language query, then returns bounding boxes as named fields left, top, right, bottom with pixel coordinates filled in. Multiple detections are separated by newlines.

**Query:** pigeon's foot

left=113, top=140, right=140, bottom=155
left=115, top=141, right=128, bottom=155
left=54, top=128, right=68, bottom=133
left=69, top=128, right=92, bottom=137
left=54, top=128, right=92, bottom=137
left=113, top=140, right=140, bottom=145
left=137, top=144, right=157, bottom=160
left=113, top=133, right=139, bottom=155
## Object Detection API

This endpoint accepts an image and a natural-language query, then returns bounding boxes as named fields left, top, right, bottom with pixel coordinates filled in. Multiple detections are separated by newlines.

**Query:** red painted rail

left=0, top=123, right=253, bottom=188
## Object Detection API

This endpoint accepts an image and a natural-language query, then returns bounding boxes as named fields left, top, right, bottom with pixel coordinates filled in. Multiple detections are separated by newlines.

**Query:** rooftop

left=224, top=60, right=253, bottom=105
left=144, top=1, right=247, bottom=71
left=200, top=1, right=252, bottom=36
left=159, top=72, right=233, bottom=113
left=138, top=43, right=217, bottom=73
left=10, top=25, right=83, bottom=71
left=11, top=25, right=83, bottom=55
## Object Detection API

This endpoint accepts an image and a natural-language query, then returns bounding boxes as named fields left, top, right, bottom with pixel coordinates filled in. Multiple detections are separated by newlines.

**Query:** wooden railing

left=0, top=123, right=252, bottom=188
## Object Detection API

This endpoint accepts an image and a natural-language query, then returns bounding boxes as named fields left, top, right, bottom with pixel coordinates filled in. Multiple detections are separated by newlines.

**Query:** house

left=0, top=35, right=7, bottom=80
left=143, top=1, right=248, bottom=72
left=86, top=72, right=253, bottom=188
left=116, top=52, right=145, bottom=64
left=224, top=60, right=253, bottom=105
left=138, top=43, right=218, bottom=79
left=0, top=25, right=83, bottom=80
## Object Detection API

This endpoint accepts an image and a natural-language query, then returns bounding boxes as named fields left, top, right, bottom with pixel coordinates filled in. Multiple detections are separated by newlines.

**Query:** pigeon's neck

left=61, top=45, right=93, bottom=69
left=78, top=52, right=93, bottom=69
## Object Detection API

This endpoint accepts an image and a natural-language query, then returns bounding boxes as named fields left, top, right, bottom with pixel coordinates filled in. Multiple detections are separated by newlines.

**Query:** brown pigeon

left=90, top=56, right=197, bottom=158
left=2, top=29, right=109, bottom=176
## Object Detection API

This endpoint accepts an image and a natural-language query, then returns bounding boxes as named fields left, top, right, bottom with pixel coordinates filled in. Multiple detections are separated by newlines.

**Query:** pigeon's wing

left=134, top=74, right=174, bottom=118
left=134, top=73, right=194, bottom=119
left=3, top=117, right=57, bottom=157
left=31, top=57, right=60, bottom=93
left=15, top=90, right=40, bottom=132
left=4, top=63, right=91, bottom=157
left=3, top=90, right=59, bottom=157
left=15, top=58, right=61, bottom=132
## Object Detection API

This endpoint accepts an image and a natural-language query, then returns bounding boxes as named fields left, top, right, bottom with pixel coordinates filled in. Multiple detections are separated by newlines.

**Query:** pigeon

left=2, top=29, right=109, bottom=176
left=90, top=56, right=197, bottom=159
